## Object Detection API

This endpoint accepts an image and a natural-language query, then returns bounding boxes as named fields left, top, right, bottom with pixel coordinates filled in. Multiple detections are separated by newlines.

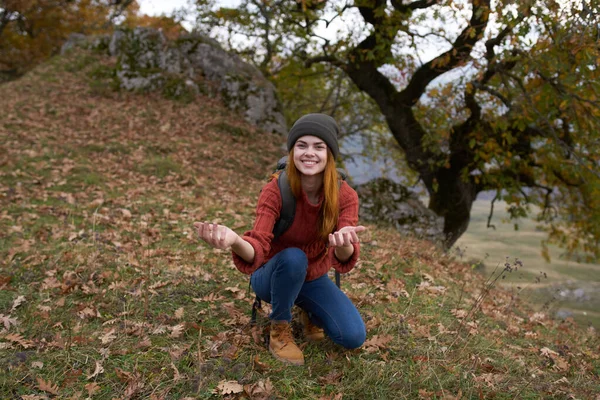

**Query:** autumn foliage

left=0, top=0, right=186, bottom=81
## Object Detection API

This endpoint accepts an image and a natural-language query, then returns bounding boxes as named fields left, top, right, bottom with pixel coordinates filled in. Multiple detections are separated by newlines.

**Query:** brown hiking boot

left=269, top=321, right=304, bottom=365
left=299, top=309, right=325, bottom=342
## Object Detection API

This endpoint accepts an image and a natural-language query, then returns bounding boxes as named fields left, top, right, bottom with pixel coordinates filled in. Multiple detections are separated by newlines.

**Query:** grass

left=0, top=48, right=598, bottom=399
left=455, top=200, right=600, bottom=328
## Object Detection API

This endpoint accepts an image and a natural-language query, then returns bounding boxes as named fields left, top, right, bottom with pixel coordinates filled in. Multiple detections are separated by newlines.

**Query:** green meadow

left=455, top=200, right=600, bottom=328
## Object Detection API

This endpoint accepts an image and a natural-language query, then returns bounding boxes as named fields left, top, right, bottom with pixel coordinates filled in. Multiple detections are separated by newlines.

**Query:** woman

left=194, top=113, right=367, bottom=366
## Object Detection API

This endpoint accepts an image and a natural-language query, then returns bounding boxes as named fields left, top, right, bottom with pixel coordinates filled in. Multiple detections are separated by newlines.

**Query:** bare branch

left=305, top=55, right=344, bottom=68
left=391, top=0, right=440, bottom=13
left=472, top=82, right=511, bottom=108
left=484, top=10, right=526, bottom=61
left=402, top=0, right=491, bottom=105
left=487, top=191, right=499, bottom=230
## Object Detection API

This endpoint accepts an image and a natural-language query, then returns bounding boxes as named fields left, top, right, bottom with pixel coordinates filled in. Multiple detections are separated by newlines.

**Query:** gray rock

left=61, top=33, right=88, bottom=55
left=355, top=178, right=444, bottom=243
left=555, top=308, right=574, bottom=320
left=83, top=27, right=287, bottom=135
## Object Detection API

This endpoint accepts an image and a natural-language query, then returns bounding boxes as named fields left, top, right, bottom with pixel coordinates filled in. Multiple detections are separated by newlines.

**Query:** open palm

left=328, top=226, right=367, bottom=248
left=194, top=222, right=238, bottom=250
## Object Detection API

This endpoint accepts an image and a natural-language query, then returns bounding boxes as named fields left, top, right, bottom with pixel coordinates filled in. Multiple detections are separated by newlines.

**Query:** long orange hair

left=287, top=148, right=339, bottom=240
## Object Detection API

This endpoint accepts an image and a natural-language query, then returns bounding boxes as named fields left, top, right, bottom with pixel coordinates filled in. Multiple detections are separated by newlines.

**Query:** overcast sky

left=138, top=0, right=192, bottom=16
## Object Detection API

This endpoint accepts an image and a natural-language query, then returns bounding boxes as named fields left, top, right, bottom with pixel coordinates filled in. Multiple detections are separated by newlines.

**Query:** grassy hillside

left=456, top=201, right=600, bottom=328
left=1, top=49, right=599, bottom=399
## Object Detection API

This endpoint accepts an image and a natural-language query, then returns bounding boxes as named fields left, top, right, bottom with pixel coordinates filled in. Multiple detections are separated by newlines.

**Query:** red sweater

left=232, top=178, right=361, bottom=281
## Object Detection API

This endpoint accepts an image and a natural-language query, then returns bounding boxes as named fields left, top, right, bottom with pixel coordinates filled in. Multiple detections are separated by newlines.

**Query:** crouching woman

left=195, top=113, right=367, bottom=365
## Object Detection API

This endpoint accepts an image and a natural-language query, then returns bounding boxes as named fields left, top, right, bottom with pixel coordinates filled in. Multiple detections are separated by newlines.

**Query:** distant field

left=454, top=200, right=600, bottom=328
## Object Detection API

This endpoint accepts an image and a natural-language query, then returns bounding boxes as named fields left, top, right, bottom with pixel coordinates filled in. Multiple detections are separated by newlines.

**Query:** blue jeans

left=250, top=247, right=366, bottom=349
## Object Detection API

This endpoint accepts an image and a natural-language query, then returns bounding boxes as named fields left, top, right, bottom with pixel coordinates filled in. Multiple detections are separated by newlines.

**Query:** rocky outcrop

left=355, top=178, right=444, bottom=244
left=61, top=28, right=287, bottom=135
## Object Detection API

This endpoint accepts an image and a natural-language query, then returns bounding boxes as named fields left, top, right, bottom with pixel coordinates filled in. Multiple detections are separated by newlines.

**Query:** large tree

left=196, top=0, right=600, bottom=261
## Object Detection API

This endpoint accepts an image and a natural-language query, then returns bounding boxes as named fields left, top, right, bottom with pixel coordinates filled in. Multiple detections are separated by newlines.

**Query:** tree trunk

left=428, top=168, right=479, bottom=248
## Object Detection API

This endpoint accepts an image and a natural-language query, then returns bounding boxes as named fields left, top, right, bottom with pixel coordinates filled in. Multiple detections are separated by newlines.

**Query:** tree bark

left=429, top=168, right=478, bottom=248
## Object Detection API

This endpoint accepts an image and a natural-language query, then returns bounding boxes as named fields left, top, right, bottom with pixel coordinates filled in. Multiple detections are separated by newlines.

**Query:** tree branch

left=390, top=0, right=440, bottom=13
left=305, top=55, right=344, bottom=68
left=472, top=82, right=511, bottom=108
left=487, top=191, right=499, bottom=230
left=401, top=0, right=491, bottom=105
left=357, top=0, right=387, bottom=25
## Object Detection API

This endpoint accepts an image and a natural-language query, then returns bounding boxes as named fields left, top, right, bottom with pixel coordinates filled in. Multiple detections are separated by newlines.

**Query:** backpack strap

left=273, top=170, right=296, bottom=241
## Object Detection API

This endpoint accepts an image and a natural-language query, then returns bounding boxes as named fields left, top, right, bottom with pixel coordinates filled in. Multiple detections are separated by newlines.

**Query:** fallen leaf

left=121, top=209, right=133, bottom=219
left=31, top=361, right=44, bottom=369
left=253, top=355, right=270, bottom=372
left=89, top=198, right=104, bottom=208
left=4, top=333, right=34, bottom=349
left=0, top=314, right=18, bottom=330
left=37, top=377, right=59, bottom=395
left=11, top=295, right=26, bottom=312
left=170, top=323, right=185, bottom=338
left=318, top=370, right=343, bottom=385
left=86, top=361, right=104, bottom=380
left=85, top=382, right=101, bottom=397
left=99, top=328, right=117, bottom=344
left=171, top=362, right=182, bottom=381
left=217, top=380, right=244, bottom=395
left=553, top=377, right=570, bottom=385
left=450, top=309, right=468, bottom=319
left=540, top=347, right=559, bottom=358
left=363, top=334, right=393, bottom=353
left=174, top=307, right=185, bottom=320
left=244, top=378, right=275, bottom=399
left=417, top=281, right=446, bottom=295
left=136, top=336, right=152, bottom=349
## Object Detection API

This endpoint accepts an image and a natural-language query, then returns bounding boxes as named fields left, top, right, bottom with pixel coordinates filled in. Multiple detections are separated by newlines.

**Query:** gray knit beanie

left=286, top=113, right=340, bottom=159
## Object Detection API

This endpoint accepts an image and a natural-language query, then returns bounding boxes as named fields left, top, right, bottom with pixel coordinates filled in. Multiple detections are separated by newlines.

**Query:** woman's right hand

left=193, top=222, right=239, bottom=250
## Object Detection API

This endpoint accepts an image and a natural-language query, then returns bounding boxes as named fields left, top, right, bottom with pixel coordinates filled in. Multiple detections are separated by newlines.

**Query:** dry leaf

left=0, top=314, right=18, bottom=330
left=217, top=380, right=244, bottom=395
left=244, top=378, right=275, bottom=399
left=318, top=370, right=343, bottom=385
left=99, top=328, right=117, bottom=344
left=170, top=323, right=185, bottom=338
left=363, top=334, right=393, bottom=353
left=450, top=309, right=468, bottom=319
left=171, top=362, right=182, bottom=381
left=540, top=347, right=559, bottom=357
left=85, top=382, right=101, bottom=397
left=253, top=355, right=270, bottom=372
left=11, top=295, right=26, bottom=312
left=136, top=336, right=152, bottom=349
left=174, top=307, right=185, bottom=320
left=86, top=361, right=104, bottom=380
left=417, top=281, right=446, bottom=295
left=31, top=361, right=44, bottom=369
left=4, top=333, right=34, bottom=349
left=121, top=209, right=132, bottom=219
left=37, top=377, right=59, bottom=395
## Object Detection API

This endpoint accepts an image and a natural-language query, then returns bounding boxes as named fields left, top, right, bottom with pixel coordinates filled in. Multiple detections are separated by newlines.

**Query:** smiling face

left=292, top=135, right=328, bottom=176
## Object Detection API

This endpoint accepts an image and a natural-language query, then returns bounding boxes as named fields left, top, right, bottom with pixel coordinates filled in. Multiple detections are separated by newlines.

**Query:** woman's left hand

left=328, top=226, right=367, bottom=248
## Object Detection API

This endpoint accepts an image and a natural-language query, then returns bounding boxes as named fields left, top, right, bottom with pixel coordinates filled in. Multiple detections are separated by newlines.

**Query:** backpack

left=250, top=156, right=347, bottom=327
